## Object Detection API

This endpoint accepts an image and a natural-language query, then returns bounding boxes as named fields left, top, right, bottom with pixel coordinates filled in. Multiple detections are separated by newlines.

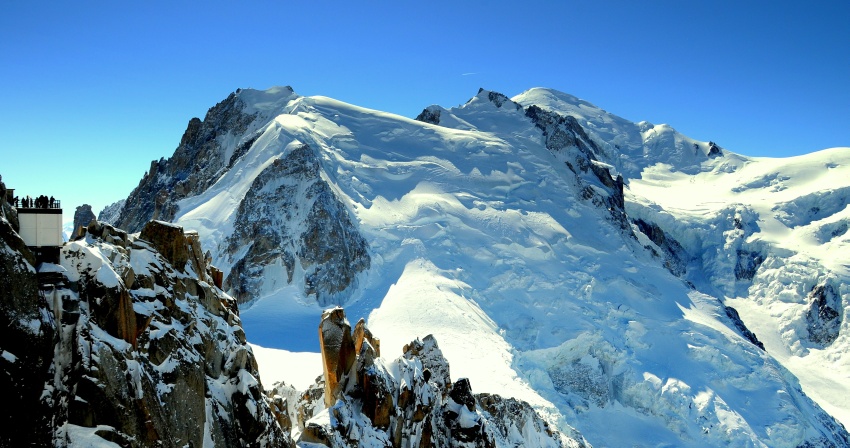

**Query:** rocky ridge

left=0, top=179, right=292, bottom=447
left=71, top=204, right=96, bottom=240
left=0, top=178, right=55, bottom=447
left=277, top=307, right=587, bottom=447
left=111, top=91, right=265, bottom=233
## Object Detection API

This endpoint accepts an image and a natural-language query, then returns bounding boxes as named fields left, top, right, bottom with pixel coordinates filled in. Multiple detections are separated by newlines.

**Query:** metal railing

left=11, top=196, right=61, bottom=209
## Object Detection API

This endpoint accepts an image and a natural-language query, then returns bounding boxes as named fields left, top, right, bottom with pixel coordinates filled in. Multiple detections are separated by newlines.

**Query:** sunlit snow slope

left=160, top=86, right=849, bottom=447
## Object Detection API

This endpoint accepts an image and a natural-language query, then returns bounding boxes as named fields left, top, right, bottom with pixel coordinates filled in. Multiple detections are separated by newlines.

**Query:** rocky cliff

left=0, top=179, right=55, bottom=447
left=0, top=180, right=292, bottom=447
left=71, top=204, right=96, bottom=240
left=1, top=179, right=593, bottom=447
left=111, top=90, right=267, bottom=234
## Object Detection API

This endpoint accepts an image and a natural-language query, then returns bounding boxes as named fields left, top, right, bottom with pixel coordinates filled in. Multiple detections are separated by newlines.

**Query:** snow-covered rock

left=97, top=198, right=125, bottom=226
left=0, top=184, right=292, bottom=447
left=293, top=307, right=585, bottom=447
left=0, top=178, right=55, bottom=447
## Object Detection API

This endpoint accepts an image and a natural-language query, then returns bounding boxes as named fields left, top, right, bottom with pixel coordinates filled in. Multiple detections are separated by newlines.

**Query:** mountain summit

left=102, top=86, right=850, bottom=446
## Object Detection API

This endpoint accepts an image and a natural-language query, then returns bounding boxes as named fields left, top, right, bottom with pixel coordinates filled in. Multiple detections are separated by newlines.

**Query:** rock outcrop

left=319, top=307, right=357, bottom=408
left=108, top=87, right=370, bottom=306
left=296, top=307, right=585, bottom=448
left=414, top=105, right=441, bottom=125
left=807, top=282, right=842, bottom=346
left=725, top=306, right=766, bottom=350
left=71, top=204, right=96, bottom=240
left=97, top=198, right=125, bottom=225
left=524, top=103, right=629, bottom=231
left=139, top=220, right=190, bottom=271
left=633, top=218, right=688, bottom=277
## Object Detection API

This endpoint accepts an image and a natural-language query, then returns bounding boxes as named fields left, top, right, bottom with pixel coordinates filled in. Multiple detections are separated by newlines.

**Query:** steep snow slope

left=139, top=86, right=850, bottom=446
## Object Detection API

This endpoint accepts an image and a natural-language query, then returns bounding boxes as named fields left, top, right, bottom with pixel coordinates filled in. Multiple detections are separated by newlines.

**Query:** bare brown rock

left=71, top=204, right=96, bottom=240
left=354, top=317, right=381, bottom=358
left=319, top=307, right=356, bottom=408
left=139, top=220, right=189, bottom=271
left=185, top=230, right=207, bottom=280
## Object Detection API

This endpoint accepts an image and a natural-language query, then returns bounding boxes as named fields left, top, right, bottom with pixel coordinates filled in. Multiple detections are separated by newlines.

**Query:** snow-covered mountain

left=104, top=85, right=850, bottom=446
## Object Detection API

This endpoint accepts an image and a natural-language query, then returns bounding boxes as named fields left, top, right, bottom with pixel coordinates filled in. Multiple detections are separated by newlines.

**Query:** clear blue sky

left=1, top=1, right=848, bottom=222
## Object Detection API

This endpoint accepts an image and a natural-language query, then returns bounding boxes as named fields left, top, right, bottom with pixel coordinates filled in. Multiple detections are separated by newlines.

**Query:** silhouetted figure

left=49, top=196, right=55, bottom=208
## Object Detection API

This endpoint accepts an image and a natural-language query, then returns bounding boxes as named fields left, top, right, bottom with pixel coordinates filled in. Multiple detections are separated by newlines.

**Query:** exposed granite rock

left=403, top=334, right=451, bottom=393
left=139, top=220, right=189, bottom=272
left=725, top=306, right=766, bottom=350
left=87, top=220, right=129, bottom=248
left=319, top=307, right=356, bottom=408
left=633, top=218, right=688, bottom=276
left=224, top=143, right=370, bottom=306
left=807, top=283, right=842, bottom=346
left=708, top=141, right=723, bottom=158
left=0, top=178, right=20, bottom=233
left=734, top=249, right=765, bottom=281
left=71, top=204, right=96, bottom=240
left=0, top=214, right=292, bottom=447
left=414, top=106, right=441, bottom=125
left=354, top=317, right=380, bottom=358
left=97, top=199, right=125, bottom=226
left=483, top=88, right=523, bottom=111
left=477, top=393, right=573, bottom=447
